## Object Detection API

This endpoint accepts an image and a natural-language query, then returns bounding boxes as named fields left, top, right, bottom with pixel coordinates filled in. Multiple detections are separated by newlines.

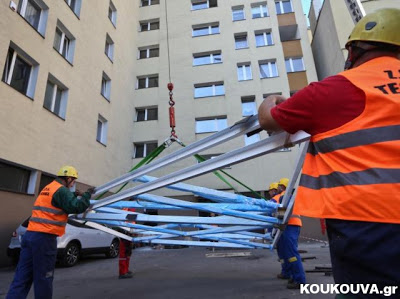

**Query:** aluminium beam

left=91, top=130, right=310, bottom=210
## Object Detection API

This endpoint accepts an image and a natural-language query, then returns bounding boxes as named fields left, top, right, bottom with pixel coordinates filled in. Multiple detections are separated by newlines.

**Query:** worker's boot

left=119, top=272, right=133, bottom=279
left=287, top=281, right=301, bottom=289
left=276, top=273, right=290, bottom=280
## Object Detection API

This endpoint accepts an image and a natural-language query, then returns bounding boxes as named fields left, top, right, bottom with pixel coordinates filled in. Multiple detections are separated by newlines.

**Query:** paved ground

left=0, top=241, right=334, bottom=299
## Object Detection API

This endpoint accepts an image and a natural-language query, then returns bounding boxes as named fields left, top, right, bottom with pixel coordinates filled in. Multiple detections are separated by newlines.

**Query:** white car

left=7, top=217, right=120, bottom=267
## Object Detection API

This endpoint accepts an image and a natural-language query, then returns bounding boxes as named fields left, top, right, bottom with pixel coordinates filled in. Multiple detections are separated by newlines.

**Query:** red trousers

left=119, top=239, right=133, bottom=275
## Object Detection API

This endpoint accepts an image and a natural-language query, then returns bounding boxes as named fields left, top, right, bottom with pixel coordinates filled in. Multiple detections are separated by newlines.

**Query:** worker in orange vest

left=258, top=8, right=400, bottom=290
left=272, top=178, right=305, bottom=289
left=119, top=207, right=136, bottom=279
left=7, top=166, right=94, bottom=299
left=267, top=182, right=279, bottom=199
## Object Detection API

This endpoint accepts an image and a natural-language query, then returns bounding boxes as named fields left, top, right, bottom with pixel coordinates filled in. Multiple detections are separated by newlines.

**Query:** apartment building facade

left=309, top=0, right=400, bottom=80
left=0, top=0, right=317, bottom=265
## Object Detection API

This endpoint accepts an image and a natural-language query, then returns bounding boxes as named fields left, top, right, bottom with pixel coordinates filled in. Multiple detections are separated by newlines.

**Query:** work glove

left=74, top=190, right=83, bottom=196
left=86, top=187, right=96, bottom=194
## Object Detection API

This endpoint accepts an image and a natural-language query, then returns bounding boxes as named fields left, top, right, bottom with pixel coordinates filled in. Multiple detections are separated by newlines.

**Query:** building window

left=194, top=82, right=225, bottom=98
left=105, top=34, right=114, bottom=61
left=136, top=107, right=158, bottom=121
left=101, top=72, right=111, bottom=100
left=108, top=1, right=117, bottom=26
left=232, top=6, right=245, bottom=21
left=137, top=75, right=159, bottom=89
left=134, top=142, right=158, bottom=158
left=17, top=0, right=48, bottom=35
left=195, top=117, right=228, bottom=134
left=0, top=161, right=33, bottom=193
left=252, top=3, right=268, bottom=18
left=140, top=19, right=160, bottom=31
left=39, top=173, right=56, bottom=192
left=237, top=64, right=252, bottom=81
left=53, top=21, right=75, bottom=64
left=138, top=46, right=159, bottom=59
left=275, top=0, right=293, bottom=14
left=2, top=45, right=39, bottom=98
left=65, top=0, right=82, bottom=16
left=259, top=61, right=278, bottom=78
left=191, top=0, right=217, bottom=10
left=234, top=33, right=248, bottom=49
left=285, top=57, right=305, bottom=73
left=255, top=31, right=273, bottom=47
left=192, top=23, right=220, bottom=37
left=97, top=115, right=108, bottom=145
left=245, top=133, right=260, bottom=145
left=193, top=51, right=222, bottom=66
left=141, top=0, right=160, bottom=6
left=241, top=96, right=257, bottom=116
left=43, top=74, right=68, bottom=119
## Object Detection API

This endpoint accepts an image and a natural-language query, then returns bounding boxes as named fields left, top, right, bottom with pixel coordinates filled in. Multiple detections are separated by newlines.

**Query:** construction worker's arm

left=52, top=186, right=92, bottom=214
left=258, top=95, right=286, bottom=132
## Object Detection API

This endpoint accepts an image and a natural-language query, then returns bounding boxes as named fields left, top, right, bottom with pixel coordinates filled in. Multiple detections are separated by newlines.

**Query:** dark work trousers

left=326, top=219, right=400, bottom=299
left=277, top=225, right=306, bottom=283
left=7, top=231, right=57, bottom=299
left=119, top=239, right=133, bottom=275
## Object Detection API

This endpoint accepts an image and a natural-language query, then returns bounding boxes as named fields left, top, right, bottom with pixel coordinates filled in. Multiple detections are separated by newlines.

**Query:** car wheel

left=61, top=242, right=80, bottom=267
left=105, top=238, right=119, bottom=258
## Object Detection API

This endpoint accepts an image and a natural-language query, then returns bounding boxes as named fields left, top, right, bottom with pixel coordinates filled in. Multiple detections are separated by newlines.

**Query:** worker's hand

left=74, top=190, right=83, bottom=196
left=86, top=187, right=96, bottom=195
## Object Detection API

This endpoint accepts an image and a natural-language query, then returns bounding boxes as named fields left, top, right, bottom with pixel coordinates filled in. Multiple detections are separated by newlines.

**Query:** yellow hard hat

left=346, top=8, right=400, bottom=48
left=57, top=166, right=78, bottom=179
left=269, top=182, right=278, bottom=190
left=278, top=178, right=289, bottom=188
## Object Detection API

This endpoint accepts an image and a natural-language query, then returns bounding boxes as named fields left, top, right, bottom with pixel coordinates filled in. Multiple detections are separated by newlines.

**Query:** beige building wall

left=311, top=0, right=400, bottom=80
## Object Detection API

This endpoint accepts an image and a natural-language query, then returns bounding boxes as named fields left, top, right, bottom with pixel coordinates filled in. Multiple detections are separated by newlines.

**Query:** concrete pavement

left=0, top=241, right=334, bottom=299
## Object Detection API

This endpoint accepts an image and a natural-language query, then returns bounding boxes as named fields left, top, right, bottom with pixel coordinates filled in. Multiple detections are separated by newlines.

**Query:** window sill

left=43, top=106, right=66, bottom=121
left=235, top=47, right=249, bottom=50
left=134, top=119, right=158, bottom=123
left=96, top=140, right=107, bottom=147
left=192, top=33, right=220, bottom=38
left=136, top=86, right=159, bottom=90
left=238, top=79, right=253, bottom=82
left=233, top=19, right=246, bottom=22
left=287, top=70, right=306, bottom=74
left=138, top=56, right=159, bottom=60
left=0, top=188, right=35, bottom=196
left=1, top=81, right=34, bottom=101
left=105, top=54, right=114, bottom=63
left=194, top=94, right=225, bottom=99
left=260, top=76, right=279, bottom=79
left=256, top=44, right=274, bottom=48
left=109, top=19, right=117, bottom=28
left=53, top=48, right=74, bottom=66
left=193, top=62, right=222, bottom=67
left=65, top=4, right=80, bottom=19
left=17, top=13, right=45, bottom=39
left=252, top=16, right=269, bottom=19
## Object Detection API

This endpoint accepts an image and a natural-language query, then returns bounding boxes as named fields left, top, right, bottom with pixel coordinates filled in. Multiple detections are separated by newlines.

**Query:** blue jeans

left=7, top=231, right=58, bottom=299
left=277, top=225, right=306, bottom=284
left=327, top=219, right=400, bottom=298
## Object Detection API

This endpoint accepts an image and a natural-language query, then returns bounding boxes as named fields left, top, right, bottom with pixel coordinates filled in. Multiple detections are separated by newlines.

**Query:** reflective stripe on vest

left=295, top=57, right=400, bottom=223
left=28, top=180, right=68, bottom=236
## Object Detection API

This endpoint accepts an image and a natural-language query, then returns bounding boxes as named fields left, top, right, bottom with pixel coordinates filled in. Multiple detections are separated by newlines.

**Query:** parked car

left=7, top=217, right=120, bottom=267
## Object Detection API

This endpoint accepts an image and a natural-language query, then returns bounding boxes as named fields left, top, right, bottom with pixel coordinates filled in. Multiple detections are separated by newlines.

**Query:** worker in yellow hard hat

left=268, top=182, right=279, bottom=199
left=258, top=8, right=400, bottom=290
left=8, top=166, right=95, bottom=298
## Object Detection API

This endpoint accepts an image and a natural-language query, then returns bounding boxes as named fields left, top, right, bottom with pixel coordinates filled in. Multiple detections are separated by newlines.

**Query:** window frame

left=255, top=31, right=274, bottom=47
left=191, top=0, right=217, bottom=11
left=237, top=63, right=252, bottom=81
left=105, top=34, right=114, bottom=61
left=137, top=75, right=159, bottom=89
left=140, top=19, right=160, bottom=32
left=135, top=107, right=158, bottom=122
left=65, top=0, right=82, bottom=17
left=43, top=74, right=68, bottom=119
left=17, top=0, right=48, bottom=36
left=134, top=142, right=158, bottom=158
left=285, top=57, right=305, bottom=73
left=234, top=33, right=248, bottom=49
left=101, top=72, right=111, bottom=101
left=232, top=6, right=245, bottom=21
left=108, top=1, right=117, bottom=26
left=2, top=43, right=39, bottom=98
left=0, top=160, right=37, bottom=194
left=138, top=45, right=159, bottom=59
left=195, top=117, right=228, bottom=134
left=251, top=3, right=269, bottom=18
left=53, top=21, right=75, bottom=64
left=192, top=23, right=220, bottom=37
left=275, top=0, right=293, bottom=14
left=194, top=82, right=225, bottom=98
left=141, top=0, right=160, bottom=6
left=259, top=61, right=279, bottom=78
left=241, top=96, right=257, bottom=117
left=96, top=115, right=108, bottom=145
left=192, top=51, right=222, bottom=66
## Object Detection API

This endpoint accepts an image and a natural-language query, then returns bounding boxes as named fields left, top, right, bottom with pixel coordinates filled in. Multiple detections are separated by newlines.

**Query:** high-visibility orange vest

left=296, top=56, right=400, bottom=224
left=27, top=181, right=68, bottom=236
left=272, top=191, right=302, bottom=226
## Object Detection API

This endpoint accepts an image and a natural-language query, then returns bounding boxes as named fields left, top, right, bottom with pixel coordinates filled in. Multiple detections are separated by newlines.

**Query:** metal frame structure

left=72, top=116, right=310, bottom=250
